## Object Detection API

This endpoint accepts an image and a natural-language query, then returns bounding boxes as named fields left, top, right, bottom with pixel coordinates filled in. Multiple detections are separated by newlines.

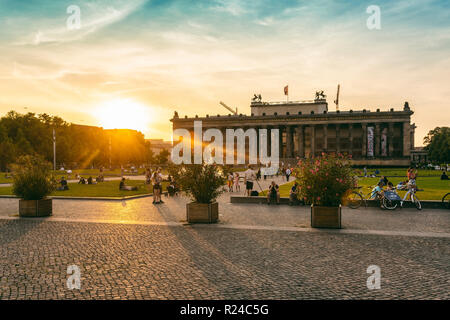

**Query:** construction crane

left=219, top=101, right=238, bottom=115
left=333, top=84, right=340, bottom=111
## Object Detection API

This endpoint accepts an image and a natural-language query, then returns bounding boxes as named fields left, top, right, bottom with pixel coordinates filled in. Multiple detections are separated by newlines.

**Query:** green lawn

left=264, top=176, right=449, bottom=201
left=0, top=180, right=170, bottom=198
left=355, top=167, right=444, bottom=177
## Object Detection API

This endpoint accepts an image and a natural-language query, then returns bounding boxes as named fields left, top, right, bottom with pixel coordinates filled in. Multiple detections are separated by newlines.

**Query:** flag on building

left=284, top=85, right=288, bottom=95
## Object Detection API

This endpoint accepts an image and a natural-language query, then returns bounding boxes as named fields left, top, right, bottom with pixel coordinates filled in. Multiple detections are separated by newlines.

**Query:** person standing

left=256, top=168, right=261, bottom=181
left=244, top=165, right=256, bottom=196
left=286, top=167, right=291, bottom=182
left=227, top=172, right=234, bottom=192
left=152, top=168, right=164, bottom=204
left=234, top=172, right=240, bottom=192
left=363, top=167, right=367, bottom=177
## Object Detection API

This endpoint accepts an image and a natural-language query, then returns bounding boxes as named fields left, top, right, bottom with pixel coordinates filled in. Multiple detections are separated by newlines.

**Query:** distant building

left=147, top=139, right=172, bottom=155
left=171, top=93, right=417, bottom=166
left=411, top=147, right=428, bottom=164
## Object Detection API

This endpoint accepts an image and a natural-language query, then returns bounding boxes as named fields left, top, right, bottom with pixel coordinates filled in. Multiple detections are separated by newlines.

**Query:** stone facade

left=171, top=98, right=415, bottom=166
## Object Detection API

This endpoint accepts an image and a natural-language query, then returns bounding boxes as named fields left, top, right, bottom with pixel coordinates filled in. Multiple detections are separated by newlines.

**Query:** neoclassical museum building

left=171, top=94, right=416, bottom=166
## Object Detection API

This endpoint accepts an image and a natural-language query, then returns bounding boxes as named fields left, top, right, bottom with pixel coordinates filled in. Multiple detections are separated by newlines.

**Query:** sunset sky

left=0, top=0, right=449, bottom=144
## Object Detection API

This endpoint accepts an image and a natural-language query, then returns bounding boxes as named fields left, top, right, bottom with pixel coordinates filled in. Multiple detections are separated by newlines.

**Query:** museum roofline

left=170, top=108, right=413, bottom=122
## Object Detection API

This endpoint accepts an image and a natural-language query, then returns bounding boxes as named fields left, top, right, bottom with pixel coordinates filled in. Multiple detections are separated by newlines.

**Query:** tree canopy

left=423, top=127, right=450, bottom=164
left=0, top=111, right=154, bottom=171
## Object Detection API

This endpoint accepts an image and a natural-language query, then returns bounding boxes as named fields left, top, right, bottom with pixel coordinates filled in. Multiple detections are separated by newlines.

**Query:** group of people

left=226, top=172, right=242, bottom=192
left=370, top=167, right=420, bottom=207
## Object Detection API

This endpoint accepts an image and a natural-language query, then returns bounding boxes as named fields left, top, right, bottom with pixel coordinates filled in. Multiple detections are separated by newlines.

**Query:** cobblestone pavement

left=0, top=219, right=448, bottom=300
left=0, top=192, right=448, bottom=234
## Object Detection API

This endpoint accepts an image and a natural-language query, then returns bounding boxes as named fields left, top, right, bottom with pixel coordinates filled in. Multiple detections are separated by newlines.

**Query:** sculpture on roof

left=404, top=101, right=410, bottom=111
left=173, top=111, right=179, bottom=118
left=252, top=94, right=262, bottom=102
left=315, top=90, right=326, bottom=100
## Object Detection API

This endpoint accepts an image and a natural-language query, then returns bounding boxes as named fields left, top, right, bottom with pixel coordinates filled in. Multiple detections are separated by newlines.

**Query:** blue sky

left=0, top=0, right=449, bottom=141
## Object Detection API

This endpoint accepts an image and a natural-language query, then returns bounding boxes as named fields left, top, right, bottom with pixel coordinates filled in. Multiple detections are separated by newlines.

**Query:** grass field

left=263, top=176, right=449, bottom=201
left=0, top=180, right=170, bottom=198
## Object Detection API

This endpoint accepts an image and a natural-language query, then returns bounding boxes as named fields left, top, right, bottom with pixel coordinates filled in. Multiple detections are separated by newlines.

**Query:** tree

left=424, top=127, right=450, bottom=164
left=155, top=149, right=170, bottom=165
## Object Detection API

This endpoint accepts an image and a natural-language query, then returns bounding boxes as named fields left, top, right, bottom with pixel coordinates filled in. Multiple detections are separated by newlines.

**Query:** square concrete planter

left=19, top=198, right=53, bottom=217
left=186, top=202, right=219, bottom=223
left=311, top=204, right=341, bottom=229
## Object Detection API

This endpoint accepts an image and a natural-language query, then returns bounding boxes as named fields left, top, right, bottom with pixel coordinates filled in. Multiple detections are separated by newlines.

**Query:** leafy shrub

left=295, top=153, right=357, bottom=206
left=12, top=155, right=57, bottom=200
left=169, top=163, right=226, bottom=204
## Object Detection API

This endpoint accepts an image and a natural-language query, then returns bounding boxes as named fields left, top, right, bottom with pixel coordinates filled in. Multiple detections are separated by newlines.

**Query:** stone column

left=362, top=124, right=367, bottom=157
left=388, top=122, right=394, bottom=157
left=402, top=122, right=411, bottom=157
left=336, top=124, right=340, bottom=153
left=286, top=126, right=293, bottom=158
left=348, top=124, right=353, bottom=155
left=323, top=124, right=328, bottom=152
left=296, top=126, right=304, bottom=158
left=310, top=125, right=315, bottom=157
left=410, top=123, right=416, bottom=149
left=279, top=126, right=284, bottom=159
left=375, top=123, right=381, bottom=157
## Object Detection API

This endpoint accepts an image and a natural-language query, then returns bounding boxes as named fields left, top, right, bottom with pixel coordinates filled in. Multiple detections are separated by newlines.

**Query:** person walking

left=244, top=165, right=256, bottom=196
left=285, top=167, right=291, bottom=182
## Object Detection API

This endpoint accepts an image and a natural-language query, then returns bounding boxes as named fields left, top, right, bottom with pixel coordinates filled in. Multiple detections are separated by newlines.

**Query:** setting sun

left=92, top=99, right=153, bottom=133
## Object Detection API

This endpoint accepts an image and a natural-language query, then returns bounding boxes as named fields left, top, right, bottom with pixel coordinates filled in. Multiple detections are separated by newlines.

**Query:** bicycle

left=400, top=187, right=422, bottom=210
left=345, top=186, right=398, bottom=210
left=441, top=192, right=450, bottom=210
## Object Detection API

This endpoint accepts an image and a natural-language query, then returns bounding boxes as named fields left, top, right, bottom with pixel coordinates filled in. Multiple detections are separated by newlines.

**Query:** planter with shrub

left=12, top=155, right=57, bottom=217
left=295, top=153, right=356, bottom=228
left=170, top=163, right=225, bottom=223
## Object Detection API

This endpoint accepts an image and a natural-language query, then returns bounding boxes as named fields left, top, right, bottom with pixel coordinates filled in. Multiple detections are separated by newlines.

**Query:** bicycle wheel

left=412, top=194, right=422, bottom=210
left=442, top=193, right=450, bottom=210
left=346, top=191, right=363, bottom=209
left=382, top=197, right=398, bottom=210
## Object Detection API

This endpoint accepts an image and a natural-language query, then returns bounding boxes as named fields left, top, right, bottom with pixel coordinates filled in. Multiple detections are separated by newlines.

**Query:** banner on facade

left=367, top=126, right=374, bottom=157
left=381, top=128, right=387, bottom=156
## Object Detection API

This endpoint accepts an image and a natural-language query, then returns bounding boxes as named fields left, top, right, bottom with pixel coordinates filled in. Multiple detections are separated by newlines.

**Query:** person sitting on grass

left=78, top=177, right=86, bottom=184
left=267, top=181, right=280, bottom=205
left=441, top=171, right=449, bottom=180
left=87, top=176, right=94, bottom=185
left=378, top=176, right=389, bottom=187
left=119, top=178, right=137, bottom=191
left=57, top=177, right=69, bottom=191
left=289, top=181, right=300, bottom=206
left=370, top=181, right=385, bottom=201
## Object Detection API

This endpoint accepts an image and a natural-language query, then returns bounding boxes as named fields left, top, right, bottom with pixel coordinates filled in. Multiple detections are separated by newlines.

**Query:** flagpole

left=53, top=128, right=56, bottom=171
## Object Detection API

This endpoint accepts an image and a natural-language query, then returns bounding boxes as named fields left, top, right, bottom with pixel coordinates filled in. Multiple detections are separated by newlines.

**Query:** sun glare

left=93, top=99, right=153, bottom=133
